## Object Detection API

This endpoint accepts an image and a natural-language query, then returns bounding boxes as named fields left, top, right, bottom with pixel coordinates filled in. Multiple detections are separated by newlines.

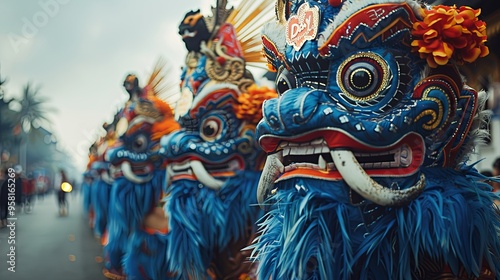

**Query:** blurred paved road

left=0, top=191, right=107, bottom=280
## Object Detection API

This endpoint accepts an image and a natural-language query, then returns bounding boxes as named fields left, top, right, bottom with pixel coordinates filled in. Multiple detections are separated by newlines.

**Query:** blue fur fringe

left=81, top=180, right=92, bottom=218
left=104, top=170, right=164, bottom=271
left=251, top=165, right=500, bottom=280
left=123, top=230, right=177, bottom=280
left=91, top=178, right=112, bottom=237
left=164, top=170, right=262, bottom=279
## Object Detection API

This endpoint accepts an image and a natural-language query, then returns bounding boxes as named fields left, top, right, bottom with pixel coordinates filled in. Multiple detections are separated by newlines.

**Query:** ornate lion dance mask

left=102, top=59, right=180, bottom=279
left=252, top=0, right=499, bottom=279
left=160, top=0, right=276, bottom=278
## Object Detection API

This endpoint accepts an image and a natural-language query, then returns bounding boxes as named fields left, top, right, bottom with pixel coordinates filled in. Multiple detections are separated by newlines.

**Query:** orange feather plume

left=150, top=95, right=180, bottom=141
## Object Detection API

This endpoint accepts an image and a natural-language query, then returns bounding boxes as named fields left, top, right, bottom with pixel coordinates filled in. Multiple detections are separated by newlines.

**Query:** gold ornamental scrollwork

left=203, top=40, right=246, bottom=85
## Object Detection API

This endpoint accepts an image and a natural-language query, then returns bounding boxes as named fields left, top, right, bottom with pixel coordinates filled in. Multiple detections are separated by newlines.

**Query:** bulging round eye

left=200, top=117, right=222, bottom=141
left=337, top=52, right=389, bottom=101
left=275, top=67, right=297, bottom=95
left=132, top=134, right=148, bottom=152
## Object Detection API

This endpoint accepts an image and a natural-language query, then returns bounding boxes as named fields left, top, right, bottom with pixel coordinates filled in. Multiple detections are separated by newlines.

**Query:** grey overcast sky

left=0, top=0, right=241, bottom=172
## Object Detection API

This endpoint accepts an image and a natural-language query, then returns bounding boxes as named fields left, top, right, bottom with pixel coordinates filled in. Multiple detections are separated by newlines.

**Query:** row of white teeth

left=280, top=139, right=412, bottom=170
left=282, top=143, right=330, bottom=156
left=257, top=141, right=425, bottom=207
left=285, top=156, right=332, bottom=171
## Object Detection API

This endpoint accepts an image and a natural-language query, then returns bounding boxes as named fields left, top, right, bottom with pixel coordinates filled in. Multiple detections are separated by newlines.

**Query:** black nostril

left=268, top=115, right=281, bottom=129
left=261, top=98, right=283, bottom=130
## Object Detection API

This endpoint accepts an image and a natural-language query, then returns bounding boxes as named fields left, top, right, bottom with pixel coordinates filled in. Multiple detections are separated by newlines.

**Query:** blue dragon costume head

left=160, top=1, right=277, bottom=278
left=102, top=62, right=180, bottom=279
left=251, top=0, right=500, bottom=279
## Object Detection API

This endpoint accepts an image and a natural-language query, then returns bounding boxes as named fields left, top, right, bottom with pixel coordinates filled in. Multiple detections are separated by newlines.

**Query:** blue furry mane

left=251, top=166, right=500, bottom=280
left=104, top=170, right=164, bottom=271
left=107, top=170, right=164, bottom=237
left=91, top=178, right=112, bottom=237
left=164, top=170, right=262, bottom=279
left=123, top=230, right=176, bottom=280
left=82, top=180, right=92, bottom=217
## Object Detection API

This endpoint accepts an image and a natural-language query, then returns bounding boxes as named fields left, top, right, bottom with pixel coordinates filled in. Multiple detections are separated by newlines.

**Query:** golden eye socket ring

left=337, top=52, right=390, bottom=102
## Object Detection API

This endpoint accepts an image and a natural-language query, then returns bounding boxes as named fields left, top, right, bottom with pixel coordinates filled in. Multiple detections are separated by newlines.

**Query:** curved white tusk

left=121, top=161, right=153, bottom=184
left=191, top=160, right=224, bottom=190
left=330, top=150, right=425, bottom=206
left=257, top=151, right=284, bottom=207
left=101, top=171, right=114, bottom=185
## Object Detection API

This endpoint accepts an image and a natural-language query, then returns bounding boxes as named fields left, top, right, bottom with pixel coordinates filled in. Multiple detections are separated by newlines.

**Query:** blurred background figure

left=57, top=169, right=69, bottom=216
left=23, top=173, right=36, bottom=213
left=0, top=165, right=24, bottom=223
left=13, top=165, right=23, bottom=212
left=481, top=170, right=494, bottom=184
left=480, top=170, right=499, bottom=206
left=0, top=168, right=9, bottom=227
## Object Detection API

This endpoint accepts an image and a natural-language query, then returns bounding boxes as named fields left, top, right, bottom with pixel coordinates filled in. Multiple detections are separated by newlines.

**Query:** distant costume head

left=107, top=93, right=179, bottom=184
left=160, top=1, right=276, bottom=278
left=102, top=60, right=180, bottom=279
left=178, top=9, right=211, bottom=52
left=123, top=74, right=141, bottom=99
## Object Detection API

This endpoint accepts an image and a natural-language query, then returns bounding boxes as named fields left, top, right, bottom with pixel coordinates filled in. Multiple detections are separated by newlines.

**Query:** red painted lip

left=261, top=130, right=424, bottom=181
left=260, top=129, right=421, bottom=153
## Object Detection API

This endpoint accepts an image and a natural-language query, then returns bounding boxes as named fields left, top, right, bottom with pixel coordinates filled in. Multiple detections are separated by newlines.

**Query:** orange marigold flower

left=411, top=5, right=489, bottom=68
left=235, top=84, right=278, bottom=125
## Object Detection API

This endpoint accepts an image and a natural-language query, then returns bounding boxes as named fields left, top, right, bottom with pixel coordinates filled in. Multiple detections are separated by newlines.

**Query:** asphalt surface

left=0, top=191, right=107, bottom=280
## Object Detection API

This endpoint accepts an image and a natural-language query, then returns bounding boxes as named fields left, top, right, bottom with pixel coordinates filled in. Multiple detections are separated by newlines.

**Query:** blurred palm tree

left=0, top=73, right=69, bottom=176
left=0, top=72, right=18, bottom=168
left=13, top=83, right=56, bottom=172
left=16, top=83, right=53, bottom=133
